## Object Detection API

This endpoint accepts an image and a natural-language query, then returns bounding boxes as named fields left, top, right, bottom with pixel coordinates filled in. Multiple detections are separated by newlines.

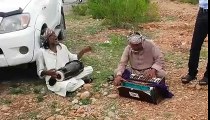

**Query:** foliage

left=36, top=95, right=44, bottom=103
left=0, top=98, right=12, bottom=105
left=80, top=98, right=92, bottom=105
left=72, top=0, right=159, bottom=28
left=72, top=4, right=88, bottom=16
left=9, top=87, right=27, bottom=94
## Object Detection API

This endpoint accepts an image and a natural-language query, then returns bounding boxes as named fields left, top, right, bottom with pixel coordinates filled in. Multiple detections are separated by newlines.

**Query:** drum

left=56, top=60, right=84, bottom=81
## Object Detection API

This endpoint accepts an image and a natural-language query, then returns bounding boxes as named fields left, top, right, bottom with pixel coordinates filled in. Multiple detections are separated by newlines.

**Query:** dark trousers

left=188, top=8, right=208, bottom=78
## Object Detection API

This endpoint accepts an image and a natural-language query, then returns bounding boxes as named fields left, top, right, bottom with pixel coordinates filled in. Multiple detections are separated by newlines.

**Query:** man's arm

left=65, top=45, right=91, bottom=60
left=114, top=46, right=130, bottom=86
left=36, top=50, right=46, bottom=79
left=116, top=46, right=130, bottom=76
left=36, top=49, right=58, bottom=79
left=151, top=45, right=165, bottom=72
left=143, top=44, right=164, bottom=80
left=77, top=46, right=92, bottom=59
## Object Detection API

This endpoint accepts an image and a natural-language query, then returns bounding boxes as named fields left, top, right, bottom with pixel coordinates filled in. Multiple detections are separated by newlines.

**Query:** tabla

left=56, top=60, right=84, bottom=81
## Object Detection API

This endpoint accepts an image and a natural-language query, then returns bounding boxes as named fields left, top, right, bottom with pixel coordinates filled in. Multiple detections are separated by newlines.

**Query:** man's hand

left=78, top=46, right=92, bottom=59
left=82, top=46, right=92, bottom=53
left=113, top=75, right=124, bottom=86
left=41, top=69, right=58, bottom=86
left=46, top=69, right=58, bottom=79
left=143, top=68, right=157, bottom=80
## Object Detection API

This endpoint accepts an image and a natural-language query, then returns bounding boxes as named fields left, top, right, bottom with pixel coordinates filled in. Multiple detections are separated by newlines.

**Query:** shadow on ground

left=0, top=65, right=44, bottom=92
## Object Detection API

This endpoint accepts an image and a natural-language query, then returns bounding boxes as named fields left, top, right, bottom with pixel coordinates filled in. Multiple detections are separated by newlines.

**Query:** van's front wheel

left=28, top=62, right=38, bottom=77
left=58, top=14, right=66, bottom=40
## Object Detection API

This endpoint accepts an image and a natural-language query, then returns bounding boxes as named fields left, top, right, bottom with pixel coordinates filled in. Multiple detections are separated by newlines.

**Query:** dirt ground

left=0, top=0, right=208, bottom=120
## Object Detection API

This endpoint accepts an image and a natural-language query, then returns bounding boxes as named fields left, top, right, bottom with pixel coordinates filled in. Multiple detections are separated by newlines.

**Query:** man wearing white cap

left=36, top=28, right=93, bottom=97
left=114, top=32, right=166, bottom=86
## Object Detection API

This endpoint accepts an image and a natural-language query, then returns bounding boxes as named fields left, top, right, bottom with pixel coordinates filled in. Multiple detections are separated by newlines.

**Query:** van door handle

left=42, top=6, right=46, bottom=10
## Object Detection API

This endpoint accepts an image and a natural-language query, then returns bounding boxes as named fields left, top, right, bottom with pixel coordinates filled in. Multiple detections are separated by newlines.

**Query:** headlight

left=0, top=13, right=30, bottom=34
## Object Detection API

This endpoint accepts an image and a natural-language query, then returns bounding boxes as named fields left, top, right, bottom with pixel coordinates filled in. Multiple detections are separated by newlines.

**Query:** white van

left=0, top=0, right=65, bottom=68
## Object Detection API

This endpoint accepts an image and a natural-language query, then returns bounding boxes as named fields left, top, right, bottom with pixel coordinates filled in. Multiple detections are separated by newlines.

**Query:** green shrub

left=87, top=0, right=107, bottom=19
left=87, top=0, right=159, bottom=28
left=72, top=4, right=88, bottom=16
left=145, top=2, right=160, bottom=22
left=9, top=87, right=27, bottom=94
left=80, top=98, right=92, bottom=105
left=36, top=95, right=44, bottom=103
left=0, top=98, right=12, bottom=105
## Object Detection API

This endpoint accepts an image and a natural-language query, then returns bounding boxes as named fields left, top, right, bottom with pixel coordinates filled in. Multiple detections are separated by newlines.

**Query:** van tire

left=28, top=62, right=38, bottom=77
left=58, top=14, right=65, bottom=40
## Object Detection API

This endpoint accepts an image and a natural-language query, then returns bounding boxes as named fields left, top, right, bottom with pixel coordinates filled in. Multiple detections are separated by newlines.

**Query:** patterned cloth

left=128, top=34, right=145, bottom=44
left=42, top=28, right=54, bottom=41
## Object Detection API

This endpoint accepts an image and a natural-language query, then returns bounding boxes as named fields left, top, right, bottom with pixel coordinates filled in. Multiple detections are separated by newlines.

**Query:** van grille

left=0, top=48, right=3, bottom=54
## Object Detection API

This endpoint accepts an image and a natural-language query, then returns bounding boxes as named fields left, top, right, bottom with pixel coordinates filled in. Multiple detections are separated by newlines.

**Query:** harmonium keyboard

left=117, top=74, right=166, bottom=104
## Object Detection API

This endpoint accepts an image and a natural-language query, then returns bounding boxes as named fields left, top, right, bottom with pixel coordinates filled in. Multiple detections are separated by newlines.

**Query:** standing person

left=36, top=28, right=93, bottom=97
left=114, top=32, right=166, bottom=86
left=181, top=0, right=208, bottom=85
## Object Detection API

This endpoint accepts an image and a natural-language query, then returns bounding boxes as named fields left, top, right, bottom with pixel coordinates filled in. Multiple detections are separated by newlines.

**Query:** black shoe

left=83, top=78, right=93, bottom=84
left=49, top=78, right=57, bottom=86
left=199, top=77, right=208, bottom=85
left=181, top=74, right=196, bottom=84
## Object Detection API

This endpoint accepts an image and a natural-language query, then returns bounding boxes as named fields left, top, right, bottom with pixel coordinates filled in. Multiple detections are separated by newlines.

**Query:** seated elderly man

left=36, top=28, right=93, bottom=97
left=114, top=32, right=166, bottom=86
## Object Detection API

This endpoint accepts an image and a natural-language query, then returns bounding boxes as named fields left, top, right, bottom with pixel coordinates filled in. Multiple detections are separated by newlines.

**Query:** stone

left=40, top=87, right=47, bottom=94
left=4, top=113, right=10, bottom=116
left=103, top=92, right=108, bottom=96
left=72, top=104, right=80, bottom=110
left=94, top=93, right=101, bottom=99
left=90, top=98, right=97, bottom=104
left=72, top=99, right=79, bottom=104
left=196, top=84, right=202, bottom=90
left=80, top=91, right=91, bottom=99
left=103, top=83, right=109, bottom=87
left=83, top=84, right=92, bottom=90
left=55, top=115, right=65, bottom=120
left=55, top=108, right=62, bottom=112
left=104, top=117, right=111, bottom=120
left=77, top=107, right=85, bottom=114
left=1, top=105, right=10, bottom=111
left=107, top=94, right=118, bottom=99
left=46, top=116, right=55, bottom=120
left=76, top=93, right=81, bottom=97
left=108, top=111, right=115, bottom=118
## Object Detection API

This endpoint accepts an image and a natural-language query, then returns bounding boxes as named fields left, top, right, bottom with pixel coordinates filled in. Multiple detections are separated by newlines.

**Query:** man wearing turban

left=114, top=32, right=166, bottom=86
left=36, top=28, right=93, bottom=96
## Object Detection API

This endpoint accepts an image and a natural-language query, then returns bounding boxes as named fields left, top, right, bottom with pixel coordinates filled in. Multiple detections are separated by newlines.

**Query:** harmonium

left=117, top=74, right=166, bottom=104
